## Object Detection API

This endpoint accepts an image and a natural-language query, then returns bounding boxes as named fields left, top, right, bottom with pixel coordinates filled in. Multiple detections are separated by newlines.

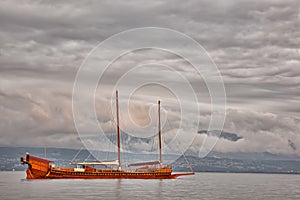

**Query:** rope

left=71, top=147, right=83, bottom=162
left=166, top=117, right=194, bottom=172
left=182, top=150, right=193, bottom=172
left=84, top=153, right=92, bottom=162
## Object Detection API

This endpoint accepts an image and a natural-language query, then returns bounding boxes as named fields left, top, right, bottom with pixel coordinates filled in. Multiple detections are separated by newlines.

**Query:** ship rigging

left=21, top=91, right=194, bottom=179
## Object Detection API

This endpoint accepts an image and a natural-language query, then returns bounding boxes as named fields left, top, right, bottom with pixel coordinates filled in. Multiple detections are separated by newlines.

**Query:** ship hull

left=26, top=168, right=49, bottom=179
left=26, top=167, right=194, bottom=179
left=21, top=154, right=194, bottom=179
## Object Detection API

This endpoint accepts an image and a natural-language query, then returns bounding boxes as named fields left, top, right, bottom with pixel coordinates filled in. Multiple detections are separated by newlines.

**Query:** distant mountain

left=174, top=155, right=300, bottom=174
left=0, top=147, right=87, bottom=171
left=1, top=147, right=300, bottom=174
left=205, top=151, right=300, bottom=161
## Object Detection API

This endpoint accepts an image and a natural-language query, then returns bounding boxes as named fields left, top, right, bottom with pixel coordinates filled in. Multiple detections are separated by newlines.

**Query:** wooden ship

left=21, top=91, right=194, bottom=179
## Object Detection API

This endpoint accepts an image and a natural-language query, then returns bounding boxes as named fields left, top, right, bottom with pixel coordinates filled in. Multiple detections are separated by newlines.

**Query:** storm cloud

left=0, top=0, right=299, bottom=156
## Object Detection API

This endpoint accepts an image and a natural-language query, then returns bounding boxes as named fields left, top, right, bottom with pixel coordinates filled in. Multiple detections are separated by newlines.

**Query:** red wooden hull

left=21, top=154, right=194, bottom=179
left=26, top=166, right=194, bottom=179
left=44, top=169, right=194, bottom=179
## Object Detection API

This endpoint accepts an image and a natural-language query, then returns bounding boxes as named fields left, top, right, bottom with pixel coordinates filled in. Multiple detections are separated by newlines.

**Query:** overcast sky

left=0, top=0, right=299, bottom=157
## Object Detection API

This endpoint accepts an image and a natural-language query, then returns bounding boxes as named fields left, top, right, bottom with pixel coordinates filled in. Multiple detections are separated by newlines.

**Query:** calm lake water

left=0, top=171, right=299, bottom=200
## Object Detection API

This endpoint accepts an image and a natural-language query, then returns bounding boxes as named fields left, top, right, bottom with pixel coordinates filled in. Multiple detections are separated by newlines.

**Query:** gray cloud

left=198, top=130, right=243, bottom=142
left=0, top=0, right=299, bottom=156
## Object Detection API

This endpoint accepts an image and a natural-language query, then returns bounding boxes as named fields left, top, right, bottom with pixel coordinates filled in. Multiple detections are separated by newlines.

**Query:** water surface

left=1, top=172, right=299, bottom=200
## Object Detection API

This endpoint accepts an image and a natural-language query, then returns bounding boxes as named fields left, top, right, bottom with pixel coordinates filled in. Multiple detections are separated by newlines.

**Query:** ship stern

left=20, top=153, right=52, bottom=179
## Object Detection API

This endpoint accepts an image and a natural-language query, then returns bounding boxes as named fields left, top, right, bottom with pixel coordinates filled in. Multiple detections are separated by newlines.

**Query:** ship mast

left=158, top=100, right=162, bottom=164
left=116, top=90, right=121, bottom=170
